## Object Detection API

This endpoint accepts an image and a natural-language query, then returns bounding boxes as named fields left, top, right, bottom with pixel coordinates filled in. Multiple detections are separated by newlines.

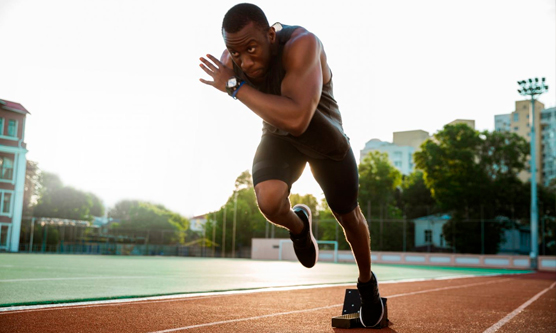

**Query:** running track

left=1, top=272, right=554, bottom=332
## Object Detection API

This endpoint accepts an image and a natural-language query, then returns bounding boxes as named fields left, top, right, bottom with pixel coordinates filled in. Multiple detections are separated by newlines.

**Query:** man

left=199, top=3, right=384, bottom=327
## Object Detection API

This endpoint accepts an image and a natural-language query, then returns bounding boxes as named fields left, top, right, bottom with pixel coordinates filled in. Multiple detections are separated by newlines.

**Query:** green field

left=0, top=254, right=532, bottom=307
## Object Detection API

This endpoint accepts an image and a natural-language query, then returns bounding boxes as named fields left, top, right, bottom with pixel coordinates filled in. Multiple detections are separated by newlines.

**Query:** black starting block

left=331, top=289, right=389, bottom=329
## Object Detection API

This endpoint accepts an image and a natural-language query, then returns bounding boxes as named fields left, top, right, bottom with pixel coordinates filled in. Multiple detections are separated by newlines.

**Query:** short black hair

left=222, top=3, right=269, bottom=34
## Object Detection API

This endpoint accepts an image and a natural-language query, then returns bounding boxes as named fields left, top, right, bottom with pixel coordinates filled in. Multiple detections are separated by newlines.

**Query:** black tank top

left=233, top=23, right=350, bottom=161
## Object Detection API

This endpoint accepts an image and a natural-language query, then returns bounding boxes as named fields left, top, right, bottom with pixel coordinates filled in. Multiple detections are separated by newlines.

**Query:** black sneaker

left=289, top=204, right=318, bottom=268
left=357, top=272, right=384, bottom=328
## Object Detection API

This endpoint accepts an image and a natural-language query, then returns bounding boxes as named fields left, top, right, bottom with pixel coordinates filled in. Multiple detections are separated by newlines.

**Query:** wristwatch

left=226, top=76, right=245, bottom=99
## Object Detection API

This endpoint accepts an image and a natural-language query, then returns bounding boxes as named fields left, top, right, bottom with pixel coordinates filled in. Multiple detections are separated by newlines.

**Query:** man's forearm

left=234, top=84, right=314, bottom=137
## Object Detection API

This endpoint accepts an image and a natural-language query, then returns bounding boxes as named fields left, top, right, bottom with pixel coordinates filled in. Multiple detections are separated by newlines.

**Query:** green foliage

left=400, top=171, right=438, bottom=219
left=109, top=200, right=190, bottom=244
left=414, top=124, right=532, bottom=253
left=358, top=151, right=402, bottom=214
left=205, top=170, right=267, bottom=255
left=32, top=172, right=105, bottom=221
left=23, top=160, right=40, bottom=216
left=289, top=193, right=318, bottom=214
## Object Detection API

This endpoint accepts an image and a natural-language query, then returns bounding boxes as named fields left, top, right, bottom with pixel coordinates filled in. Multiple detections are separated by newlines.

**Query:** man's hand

left=199, top=54, right=236, bottom=93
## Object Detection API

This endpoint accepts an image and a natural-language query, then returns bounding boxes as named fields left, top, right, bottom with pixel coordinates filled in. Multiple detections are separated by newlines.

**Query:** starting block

left=331, top=289, right=389, bottom=329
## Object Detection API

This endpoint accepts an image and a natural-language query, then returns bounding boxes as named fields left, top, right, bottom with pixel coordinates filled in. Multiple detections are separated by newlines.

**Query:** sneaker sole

left=293, top=204, right=318, bottom=268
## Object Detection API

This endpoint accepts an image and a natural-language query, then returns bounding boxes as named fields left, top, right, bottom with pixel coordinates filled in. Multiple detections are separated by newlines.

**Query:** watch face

left=227, top=77, right=237, bottom=88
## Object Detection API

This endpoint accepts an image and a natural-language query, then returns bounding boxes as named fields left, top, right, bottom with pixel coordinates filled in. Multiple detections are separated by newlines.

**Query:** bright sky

left=1, top=0, right=554, bottom=217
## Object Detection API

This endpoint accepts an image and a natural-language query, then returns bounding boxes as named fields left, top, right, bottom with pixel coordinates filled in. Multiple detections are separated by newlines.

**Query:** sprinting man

left=199, top=3, right=384, bottom=327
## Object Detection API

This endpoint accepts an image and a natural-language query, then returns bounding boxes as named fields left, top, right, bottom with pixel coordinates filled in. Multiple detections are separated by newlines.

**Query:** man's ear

left=267, top=26, right=276, bottom=43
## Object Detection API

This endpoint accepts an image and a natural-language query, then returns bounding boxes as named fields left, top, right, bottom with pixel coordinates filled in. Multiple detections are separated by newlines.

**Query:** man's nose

left=240, top=56, right=254, bottom=71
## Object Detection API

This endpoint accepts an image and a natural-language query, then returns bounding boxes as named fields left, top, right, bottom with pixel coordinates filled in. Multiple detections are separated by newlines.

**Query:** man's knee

left=255, top=180, right=289, bottom=218
left=334, top=206, right=367, bottom=230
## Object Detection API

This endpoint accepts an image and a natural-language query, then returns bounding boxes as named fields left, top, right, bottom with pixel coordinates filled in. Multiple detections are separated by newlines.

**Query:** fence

left=14, top=215, right=555, bottom=258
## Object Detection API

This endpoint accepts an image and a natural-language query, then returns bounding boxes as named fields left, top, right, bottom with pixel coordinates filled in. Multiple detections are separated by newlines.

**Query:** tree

left=358, top=151, right=402, bottom=217
left=358, top=151, right=406, bottom=251
left=400, top=171, right=438, bottom=219
left=23, top=160, right=40, bottom=216
left=110, top=200, right=190, bottom=244
left=414, top=124, right=530, bottom=253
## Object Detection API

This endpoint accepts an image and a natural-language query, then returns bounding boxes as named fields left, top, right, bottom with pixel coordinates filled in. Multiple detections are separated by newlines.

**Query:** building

left=361, top=120, right=474, bottom=175
left=495, top=114, right=511, bottom=132
left=413, top=214, right=451, bottom=251
left=392, top=130, right=430, bottom=150
left=540, top=107, right=556, bottom=186
left=189, top=214, right=207, bottom=233
left=494, top=100, right=555, bottom=185
left=447, top=119, right=475, bottom=129
left=360, top=139, right=416, bottom=175
left=0, top=99, right=29, bottom=252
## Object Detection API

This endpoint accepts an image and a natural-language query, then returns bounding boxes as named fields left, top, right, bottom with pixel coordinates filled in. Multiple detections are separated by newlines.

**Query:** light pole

left=232, top=190, right=238, bottom=258
left=517, top=77, right=548, bottom=270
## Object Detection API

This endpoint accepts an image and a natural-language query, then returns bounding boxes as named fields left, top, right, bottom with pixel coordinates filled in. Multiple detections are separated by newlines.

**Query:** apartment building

left=494, top=100, right=555, bottom=185
left=0, top=99, right=29, bottom=252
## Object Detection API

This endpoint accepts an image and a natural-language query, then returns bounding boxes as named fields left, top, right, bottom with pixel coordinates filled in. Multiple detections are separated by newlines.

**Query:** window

left=394, top=161, right=402, bottom=167
left=7, top=120, right=17, bottom=137
left=425, top=230, right=432, bottom=243
left=440, top=234, right=444, bottom=247
left=514, top=127, right=519, bottom=131
left=0, top=118, right=3, bottom=135
left=1, top=191, right=12, bottom=215
left=0, top=157, right=13, bottom=180
left=393, top=152, right=402, bottom=159
left=0, top=224, right=9, bottom=249
left=513, top=113, right=519, bottom=122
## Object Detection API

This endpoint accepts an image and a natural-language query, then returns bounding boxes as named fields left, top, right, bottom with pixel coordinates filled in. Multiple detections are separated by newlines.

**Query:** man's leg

left=332, top=206, right=371, bottom=283
left=251, top=135, right=318, bottom=268
left=254, top=180, right=304, bottom=235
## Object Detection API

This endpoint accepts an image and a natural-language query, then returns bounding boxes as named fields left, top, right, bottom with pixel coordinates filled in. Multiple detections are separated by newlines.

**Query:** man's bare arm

left=199, top=31, right=323, bottom=137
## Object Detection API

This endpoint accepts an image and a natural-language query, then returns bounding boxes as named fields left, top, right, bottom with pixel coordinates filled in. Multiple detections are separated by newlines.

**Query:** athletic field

left=0, top=254, right=555, bottom=332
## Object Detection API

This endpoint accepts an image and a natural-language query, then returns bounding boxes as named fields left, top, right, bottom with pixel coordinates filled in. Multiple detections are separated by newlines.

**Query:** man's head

left=222, top=3, right=269, bottom=34
left=222, top=3, right=275, bottom=81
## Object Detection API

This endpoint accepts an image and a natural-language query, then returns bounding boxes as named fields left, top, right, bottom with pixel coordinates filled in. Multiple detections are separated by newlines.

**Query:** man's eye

left=231, top=52, right=239, bottom=57
left=247, top=47, right=255, bottom=53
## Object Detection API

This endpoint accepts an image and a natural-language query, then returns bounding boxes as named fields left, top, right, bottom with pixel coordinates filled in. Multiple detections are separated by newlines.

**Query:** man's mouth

left=247, top=69, right=263, bottom=78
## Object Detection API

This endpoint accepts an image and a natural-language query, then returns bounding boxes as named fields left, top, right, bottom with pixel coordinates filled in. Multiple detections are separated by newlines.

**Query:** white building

left=360, top=139, right=415, bottom=175
left=189, top=214, right=207, bottom=233
left=494, top=114, right=511, bottom=132
left=413, top=214, right=451, bottom=250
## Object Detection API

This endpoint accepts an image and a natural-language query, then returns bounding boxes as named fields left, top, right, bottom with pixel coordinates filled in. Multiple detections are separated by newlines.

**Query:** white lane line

left=482, top=281, right=556, bottom=333
left=147, top=278, right=512, bottom=332
left=152, top=304, right=343, bottom=333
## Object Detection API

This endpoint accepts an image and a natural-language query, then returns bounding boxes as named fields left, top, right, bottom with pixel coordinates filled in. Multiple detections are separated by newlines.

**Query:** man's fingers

left=199, top=78, right=214, bottom=86
left=199, top=57, right=218, bottom=72
left=206, top=54, right=221, bottom=65
left=199, top=63, right=215, bottom=77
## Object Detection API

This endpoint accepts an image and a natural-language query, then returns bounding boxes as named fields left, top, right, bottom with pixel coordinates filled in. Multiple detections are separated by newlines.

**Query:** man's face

left=223, top=21, right=275, bottom=81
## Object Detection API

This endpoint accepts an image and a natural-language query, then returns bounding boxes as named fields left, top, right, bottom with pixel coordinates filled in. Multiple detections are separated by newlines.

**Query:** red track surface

left=1, top=272, right=554, bottom=333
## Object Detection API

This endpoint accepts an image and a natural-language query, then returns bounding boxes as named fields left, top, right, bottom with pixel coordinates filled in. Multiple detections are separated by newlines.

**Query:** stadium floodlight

left=517, top=77, right=548, bottom=270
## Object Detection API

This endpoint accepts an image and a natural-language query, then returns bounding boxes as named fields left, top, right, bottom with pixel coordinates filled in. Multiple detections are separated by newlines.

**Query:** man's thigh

left=309, top=147, right=359, bottom=215
left=252, top=134, right=307, bottom=191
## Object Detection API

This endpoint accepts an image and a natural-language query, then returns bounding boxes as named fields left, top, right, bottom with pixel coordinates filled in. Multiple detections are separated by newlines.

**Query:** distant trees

left=109, top=200, right=189, bottom=244
left=33, top=172, right=104, bottom=221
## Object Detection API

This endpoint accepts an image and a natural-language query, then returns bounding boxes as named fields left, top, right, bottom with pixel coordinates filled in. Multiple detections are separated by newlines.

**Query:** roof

left=191, top=214, right=207, bottom=220
left=413, top=213, right=451, bottom=222
left=0, top=99, right=31, bottom=115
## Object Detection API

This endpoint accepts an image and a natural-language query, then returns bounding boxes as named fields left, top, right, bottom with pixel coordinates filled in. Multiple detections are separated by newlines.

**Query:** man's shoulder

left=282, top=26, right=320, bottom=57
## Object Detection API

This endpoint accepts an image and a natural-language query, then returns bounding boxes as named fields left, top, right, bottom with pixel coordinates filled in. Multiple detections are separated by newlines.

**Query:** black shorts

left=252, top=134, right=359, bottom=215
